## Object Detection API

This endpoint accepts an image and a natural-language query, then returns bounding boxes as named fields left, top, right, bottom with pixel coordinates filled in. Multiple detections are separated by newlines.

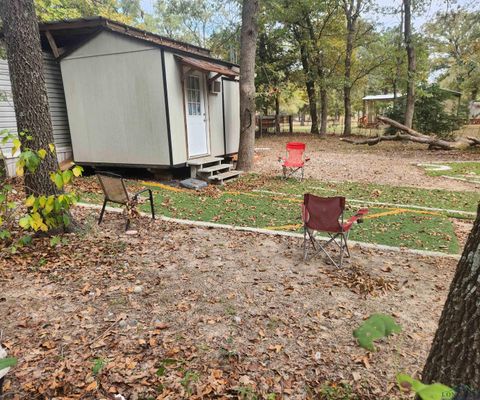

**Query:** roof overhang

left=175, top=55, right=239, bottom=82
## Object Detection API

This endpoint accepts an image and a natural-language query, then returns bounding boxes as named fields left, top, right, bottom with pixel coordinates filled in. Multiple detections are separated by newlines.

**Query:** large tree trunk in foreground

left=422, top=205, right=480, bottom=389
left=0, top=0, right=59, bottom=197
left=403, top=0, right=415, bottom=128
left=237, top=0, right=259, bottom=172
left=341, top=116, right=480, bottom=150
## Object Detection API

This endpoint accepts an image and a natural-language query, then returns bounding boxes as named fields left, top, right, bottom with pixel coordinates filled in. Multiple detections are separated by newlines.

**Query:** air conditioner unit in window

left=209, top=80, right=221, bottom=94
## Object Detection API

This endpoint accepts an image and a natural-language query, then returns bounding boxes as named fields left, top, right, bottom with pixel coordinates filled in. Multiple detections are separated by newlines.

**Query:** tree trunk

left=403, top=0, right=415, bottom=129
left=236, top=0, right=259, bottom=172
left=422, top=204, right=480, bottom=388
left=306, top=79, right=319, bottom=135
left=320, top=88, right=328, bottom=136
left=0, top=0, right=59, bottom=197
left=295, top=28, right=319, bottom=135
left=472, top=88, right=478, bottom=102
left=343, top=19, right=355, bottom=137
left=275, top=94, right=280, bottom=134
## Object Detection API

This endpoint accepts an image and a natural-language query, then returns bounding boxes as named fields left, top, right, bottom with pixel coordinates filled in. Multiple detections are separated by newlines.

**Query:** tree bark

left=320, top=88, right=328, bottom=136
left=342, top=0, right=360, bottom=137
left=0, top=0, right=59, bottom=197
left=236, top=0, right=259, bottom=172
left=295, top=31, right=319, bottom=135
left=275, top=94, right=280, bottom=134
left=403, top=0, right=415, bottom=128
left=422, top=205, right=480, bottom=389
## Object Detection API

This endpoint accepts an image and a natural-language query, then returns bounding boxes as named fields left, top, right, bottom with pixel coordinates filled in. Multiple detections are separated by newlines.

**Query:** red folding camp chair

left=279, top=142, right=310, bottom=180
left=302, top=194, right=368, bottom=267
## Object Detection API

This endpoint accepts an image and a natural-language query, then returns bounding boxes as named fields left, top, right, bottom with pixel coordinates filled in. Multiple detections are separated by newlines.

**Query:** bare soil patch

left=254, top=134, right=480, bottom=192
left=0, top=209, right=457, bottom=399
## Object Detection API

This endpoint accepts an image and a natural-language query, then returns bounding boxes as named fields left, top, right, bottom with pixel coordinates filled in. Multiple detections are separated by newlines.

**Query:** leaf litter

left=0, top=208, right=457, bottom=399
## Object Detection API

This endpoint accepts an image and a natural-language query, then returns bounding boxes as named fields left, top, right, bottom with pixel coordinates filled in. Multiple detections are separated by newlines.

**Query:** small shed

left=1, top=17, right=240, bottom=175
left=361, top=93, right=400, bottom=127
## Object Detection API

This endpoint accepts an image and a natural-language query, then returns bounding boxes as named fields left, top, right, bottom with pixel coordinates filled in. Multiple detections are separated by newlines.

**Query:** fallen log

left=341, top=116, right=480, bottom=150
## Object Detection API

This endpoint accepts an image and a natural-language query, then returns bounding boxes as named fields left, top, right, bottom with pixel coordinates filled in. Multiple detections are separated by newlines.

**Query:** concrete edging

left=77, top=202, right=461, bottom=260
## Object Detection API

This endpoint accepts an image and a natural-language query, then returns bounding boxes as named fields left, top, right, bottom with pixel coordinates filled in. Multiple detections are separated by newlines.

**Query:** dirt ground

left=254, top=134, right=480, bottom=192
left=0, top=208, right=458, bottom=399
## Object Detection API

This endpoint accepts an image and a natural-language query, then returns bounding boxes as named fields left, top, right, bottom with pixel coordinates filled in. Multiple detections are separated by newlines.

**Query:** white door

left=185, top=73, right=209, bottom=157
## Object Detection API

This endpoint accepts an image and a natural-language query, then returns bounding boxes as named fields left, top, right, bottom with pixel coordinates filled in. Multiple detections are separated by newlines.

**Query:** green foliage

left=385, top=84, right=465, bottom=138
left=91, top=358, right=106, bottom=376
left=0, top=130, right=83, bottom=248
left=318, top=382, right=359, bottom=400
left=180, top=370, right=200, bottom=395
left=34, top=0, right=142, bottom=25
left=425, top=9, right=480, bottom=99
left=353, top=313, right=402, bottom=351
left=0, top=357, right=17, bottom=371
left=397, top=373, right=455, bottom=400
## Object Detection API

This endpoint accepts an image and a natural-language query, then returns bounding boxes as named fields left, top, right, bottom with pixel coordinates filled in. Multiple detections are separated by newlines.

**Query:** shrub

left=384, top=84, right=466, bottom=139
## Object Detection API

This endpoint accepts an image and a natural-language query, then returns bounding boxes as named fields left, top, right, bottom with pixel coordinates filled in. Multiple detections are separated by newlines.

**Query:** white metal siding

left=207, top=75, right=225, bottom=157
left=0, top=54, right=72, bottom=176
left=223, top=79, right=240, bottom=154
left=61, top=32, right=170, bottom=166
left=164, top=52, right=188, bottom=164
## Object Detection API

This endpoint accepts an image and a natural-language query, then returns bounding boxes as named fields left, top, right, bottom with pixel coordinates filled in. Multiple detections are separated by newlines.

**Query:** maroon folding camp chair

left=279, top=142, right=310, bottom=180
left=302, top=194, right=368, bottom=267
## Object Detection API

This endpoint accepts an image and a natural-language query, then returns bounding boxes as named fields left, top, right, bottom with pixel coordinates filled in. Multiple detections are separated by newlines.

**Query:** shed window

left=187, top=75, right=201, bottom=116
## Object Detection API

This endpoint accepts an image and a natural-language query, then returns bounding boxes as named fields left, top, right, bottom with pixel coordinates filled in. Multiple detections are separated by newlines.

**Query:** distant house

left=0, top=17, right=240, bottom=176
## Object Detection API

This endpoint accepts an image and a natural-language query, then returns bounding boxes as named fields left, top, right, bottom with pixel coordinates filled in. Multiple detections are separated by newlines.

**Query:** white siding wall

left=60, top=31, right=170, bottom=166
left=0, top=54, right=72, bottom=177
left=164, top=52, right=187, bottom=164
left=223, top=79, right=240, bottom=154
left=208, top=76, right=225, bottom=157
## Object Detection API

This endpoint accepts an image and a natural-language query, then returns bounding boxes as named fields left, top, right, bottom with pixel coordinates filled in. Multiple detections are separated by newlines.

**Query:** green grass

left=242, top=174, right=479, bottom=212
left=77, top=175, right=480, bottom=254
left=422, top=161, right=480, bottom=179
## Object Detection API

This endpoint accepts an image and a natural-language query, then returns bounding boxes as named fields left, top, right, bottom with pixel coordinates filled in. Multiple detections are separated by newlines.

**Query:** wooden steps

left=187, top=156, right=241, bottom=184
left=207, top=170, right=242, bottom=184
left=186, top=156, right=223, bottom=166
left=198, top=163, right=232, bottom=175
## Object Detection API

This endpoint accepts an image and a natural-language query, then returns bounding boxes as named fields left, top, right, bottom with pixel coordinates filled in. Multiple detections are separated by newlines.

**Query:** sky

left=369, top=0, right=480, bottom=30
left=140, top=0, right=480, bottom=30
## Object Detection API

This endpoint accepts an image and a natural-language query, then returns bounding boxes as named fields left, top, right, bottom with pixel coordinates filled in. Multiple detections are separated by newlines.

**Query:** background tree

left=422, top=203, right=480, bottom=389
left=34, top=0, right=143, bottom=24
left=403, top=0, right=415, bottom=128
left=152, top=0, right=240, bottom=48
left=425, top=8, right=480, bottom=101
left=0, top=0, right=59, bottom=197
left=237, top=0, right=259, bottom=171
left=341, top=0, right=368, bottom=136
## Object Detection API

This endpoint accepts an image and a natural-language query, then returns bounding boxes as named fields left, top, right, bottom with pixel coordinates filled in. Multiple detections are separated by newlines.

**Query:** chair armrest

left=132, top=188, right=152, bottom=200
left=301, top=204, right=309, bottom=223
left=346, top=208, right=369, bottom=224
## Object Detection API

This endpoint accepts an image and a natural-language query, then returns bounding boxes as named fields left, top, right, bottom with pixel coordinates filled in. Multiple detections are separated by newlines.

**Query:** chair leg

left=125, top=218, right=131, bottom=231
left=98, top=199, right=107, bottom=225
left=344, top=232, right=351, bottom=258
left=301, top=166, right=304, bottom=181
left=282, top=166, right=287, bottom=179
left=339, top=234, right=345, bottom=268
left=303, top=226, right=308, bottom=261
left=149, top=190, right=155, bottom=220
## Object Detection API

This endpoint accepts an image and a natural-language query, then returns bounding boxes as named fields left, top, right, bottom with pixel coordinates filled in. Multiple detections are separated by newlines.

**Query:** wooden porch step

left=198, top=163, right=232, bottom=175
left=208, top=170, right=242, bottom=184
left=186, top=156, right=223, bottom=167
